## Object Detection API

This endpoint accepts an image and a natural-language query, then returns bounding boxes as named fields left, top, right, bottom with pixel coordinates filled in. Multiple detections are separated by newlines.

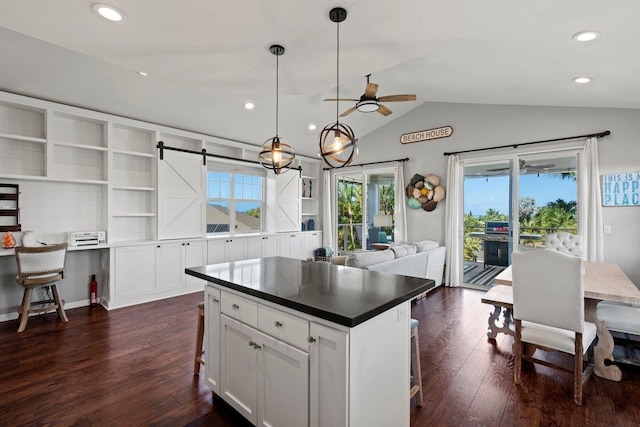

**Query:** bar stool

left=194, top=302, right=205, bottom=374
left=410, top=318, right=424, bottom=406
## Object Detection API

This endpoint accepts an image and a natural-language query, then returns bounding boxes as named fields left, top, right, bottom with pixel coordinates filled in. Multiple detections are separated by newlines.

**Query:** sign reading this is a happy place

left=602, top=172, right=640, bottom=206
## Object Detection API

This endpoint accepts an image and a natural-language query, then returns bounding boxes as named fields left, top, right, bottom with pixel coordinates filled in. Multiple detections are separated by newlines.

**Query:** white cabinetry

left=304, top=231, right=323, bottom=258
left=110, top=124, right=156, bottom=242
left=246, top=234, right=280, bottom=259
left=111, top=239, right=206, bottom=308
left=208, top=238, right=247, bottom=264
left=205, top=288, right=221, bottom=394
left=218, top=292, right=309, bottom=427
left=279, top=232, right=305, bottom=259
left=0, top=101, right=47, bottom=178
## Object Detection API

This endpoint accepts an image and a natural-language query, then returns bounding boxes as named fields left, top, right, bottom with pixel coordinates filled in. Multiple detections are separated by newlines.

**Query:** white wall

left=355, top=102, right=640, bottom=286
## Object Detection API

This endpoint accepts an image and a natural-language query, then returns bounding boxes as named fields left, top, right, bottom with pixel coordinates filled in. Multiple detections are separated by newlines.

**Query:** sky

left=464, top=174, right=577, bottom=217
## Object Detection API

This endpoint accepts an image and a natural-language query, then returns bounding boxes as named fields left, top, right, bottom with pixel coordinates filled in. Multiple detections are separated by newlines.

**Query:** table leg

left=585, top=298, right=622, bottom=382
left=487, top=305, right=514, bottom=340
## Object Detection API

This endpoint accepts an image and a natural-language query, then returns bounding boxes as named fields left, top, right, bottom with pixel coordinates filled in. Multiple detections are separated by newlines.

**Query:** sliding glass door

left=335, top=168, right=395, bottom=254
left=461, top=151, right=579, bottom=287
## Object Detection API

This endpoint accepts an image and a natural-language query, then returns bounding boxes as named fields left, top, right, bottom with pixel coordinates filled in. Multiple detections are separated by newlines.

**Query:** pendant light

left=259, top=44, right=295, bottom=175
left=318, top=7, right=357, bottom=169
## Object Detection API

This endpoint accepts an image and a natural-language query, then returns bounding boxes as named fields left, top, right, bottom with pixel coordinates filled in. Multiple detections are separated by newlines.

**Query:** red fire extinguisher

left=90, top=274, right=98, bottom=306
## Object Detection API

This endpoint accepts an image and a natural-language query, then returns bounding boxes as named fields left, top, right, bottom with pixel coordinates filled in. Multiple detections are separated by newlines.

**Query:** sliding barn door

left=157, top=150, right=206, bottom=239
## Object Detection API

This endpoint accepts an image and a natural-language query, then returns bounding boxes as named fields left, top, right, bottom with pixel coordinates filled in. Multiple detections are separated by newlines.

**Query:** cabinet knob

left=212, top=298, right=219, bottom=303
left=253, top=343, right=262, bottom=350
left=157, top=245, right=161, bottom=248
left=274, top=321, right=283, bottom=328
left=308, top=336, right=316, bottom=343
left=248, top=340, right=255, bottom=347
left=232, top=304, right=240, bottom=310
left=187, top=242, right=190, bottom=245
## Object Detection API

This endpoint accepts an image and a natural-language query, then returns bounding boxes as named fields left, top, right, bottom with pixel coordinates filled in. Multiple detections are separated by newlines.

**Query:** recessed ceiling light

left=308, top=124, right=317, bottom=131
left=92, top=4, right=127, bottom=22
left=243, top=102, right=255, bottom=110
left=136, top=71, right=148, bottom=77
left=572, top=77, right=592, bottom=84
left=572, top=31, right=600, bottom=42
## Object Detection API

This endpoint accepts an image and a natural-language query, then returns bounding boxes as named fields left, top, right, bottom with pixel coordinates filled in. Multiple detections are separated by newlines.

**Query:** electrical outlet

left=604, top=225, right=612, bottom=234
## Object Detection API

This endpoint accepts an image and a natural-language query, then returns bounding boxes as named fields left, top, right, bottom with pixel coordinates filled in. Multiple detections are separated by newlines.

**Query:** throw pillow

left=415, top=240, right=439, bottom=252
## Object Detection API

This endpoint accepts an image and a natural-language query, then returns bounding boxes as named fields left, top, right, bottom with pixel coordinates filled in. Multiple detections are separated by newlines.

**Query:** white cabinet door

left=220, top=315, right=259, bottom=425
left=184, top=240, right=207, bottom=288
left=261, top=235, right=279, bottom=258
left=226, top=238, right=247, bottom=262
left=205, top=287, right=221, bottom=393
left=280, top=233, right=305, bottom=259
left=246, top=236, right=263, bottom=260
left=304, top=231, right=322, bottom=259
left=309, top=322, right=348, bottom=427
left=275, top=169, right=301, bottom=232
left=114, top=244, right=158, bottom=299
left=157, top=241, right=183, bottom=291
left=259, top=331, right=309, bottom=427
left=207, top=239, right=227, bottom=264
left=157, top=149, right=206, bottom=239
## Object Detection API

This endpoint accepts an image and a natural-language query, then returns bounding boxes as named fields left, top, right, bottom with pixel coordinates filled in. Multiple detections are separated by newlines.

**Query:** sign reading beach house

left=400, top=126, right=453, bottom=144
left=602, top=172, right=640, bottom=206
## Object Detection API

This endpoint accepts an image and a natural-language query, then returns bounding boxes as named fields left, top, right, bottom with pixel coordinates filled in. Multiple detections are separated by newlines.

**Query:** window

left=207, top=171, right=263, bottom=234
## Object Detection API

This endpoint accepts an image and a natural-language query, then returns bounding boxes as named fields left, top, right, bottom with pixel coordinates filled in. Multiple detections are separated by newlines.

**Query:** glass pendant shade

left=259, top=44, right=295, bottom=175
left=259, top=136, right=295, bottom=175
left=318, top=7, right=357, bottom=169
left=318, top=121, right=356, bottom=168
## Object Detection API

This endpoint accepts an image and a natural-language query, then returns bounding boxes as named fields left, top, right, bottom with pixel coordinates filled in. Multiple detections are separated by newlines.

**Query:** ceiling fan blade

left=377, top=104, right=392, bottom=116
left=324, top=98, right=359, bottom=102
left=377, top=94, right=417, bottom=102
left=339, top=106, right=358, bottom=117
left=364, top=83, right=379, bottom=98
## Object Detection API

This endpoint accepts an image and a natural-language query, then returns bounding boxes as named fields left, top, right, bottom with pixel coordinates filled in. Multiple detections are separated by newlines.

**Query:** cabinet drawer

left=221, top=292, right=258, bottom=328
left=258, top=304, right=309, bottom=350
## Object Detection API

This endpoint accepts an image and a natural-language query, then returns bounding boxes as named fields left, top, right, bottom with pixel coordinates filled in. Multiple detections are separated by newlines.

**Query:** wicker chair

left=15, top=243, right=69, bottom=332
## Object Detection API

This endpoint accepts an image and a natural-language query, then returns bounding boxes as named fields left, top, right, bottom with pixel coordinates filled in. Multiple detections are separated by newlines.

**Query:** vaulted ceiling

left=1, top=1, right=638, bottom=157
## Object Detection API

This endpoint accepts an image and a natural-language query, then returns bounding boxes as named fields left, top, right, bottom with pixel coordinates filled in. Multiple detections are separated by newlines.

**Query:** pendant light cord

left=336, top=18, right=340, bottom=122
left=275, top=51, right=279, bottom=137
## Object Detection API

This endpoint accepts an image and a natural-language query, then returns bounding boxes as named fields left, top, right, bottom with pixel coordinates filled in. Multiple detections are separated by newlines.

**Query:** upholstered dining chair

left=545, top=232, right=583, bottom=258
left=15, top=243, right=69, bottom=333
left=512, top=249, right=597, bottom=406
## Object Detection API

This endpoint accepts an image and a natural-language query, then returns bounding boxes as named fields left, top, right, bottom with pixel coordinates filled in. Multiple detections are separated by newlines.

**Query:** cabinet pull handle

left=308, top=336, right=316, bottom=343
left=232, top=304, right=240, bottom=310
left=212, top=298, right=219, bottom=303
left=274, top=321, right=283, bottom=328
left=253, top=343, right=262, bottom=350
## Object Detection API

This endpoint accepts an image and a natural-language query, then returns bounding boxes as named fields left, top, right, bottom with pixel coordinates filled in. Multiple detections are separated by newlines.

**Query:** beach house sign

left=400, top=126, right=453, bottom=144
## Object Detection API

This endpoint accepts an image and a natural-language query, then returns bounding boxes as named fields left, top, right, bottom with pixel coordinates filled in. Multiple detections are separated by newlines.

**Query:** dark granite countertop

left=185, top=256, right=435, bottom=327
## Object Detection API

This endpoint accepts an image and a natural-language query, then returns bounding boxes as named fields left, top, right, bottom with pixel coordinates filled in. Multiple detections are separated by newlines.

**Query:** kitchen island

left=186, top=256, right=435, bottom=427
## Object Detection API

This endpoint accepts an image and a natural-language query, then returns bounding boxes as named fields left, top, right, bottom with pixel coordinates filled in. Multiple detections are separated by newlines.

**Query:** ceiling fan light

left=356, top=99, right=380, bottom=113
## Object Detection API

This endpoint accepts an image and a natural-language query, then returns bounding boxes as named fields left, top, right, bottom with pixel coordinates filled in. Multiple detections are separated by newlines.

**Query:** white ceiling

left=1, top=1, right=638, bottom=157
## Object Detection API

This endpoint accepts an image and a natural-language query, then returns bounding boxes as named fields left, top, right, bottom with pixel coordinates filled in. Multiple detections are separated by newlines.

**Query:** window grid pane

left=208, top=171, right=263, bottom=234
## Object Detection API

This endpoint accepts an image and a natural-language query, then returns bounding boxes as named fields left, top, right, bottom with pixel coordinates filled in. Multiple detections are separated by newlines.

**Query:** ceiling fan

left=324, top=74, right=417, bottom=117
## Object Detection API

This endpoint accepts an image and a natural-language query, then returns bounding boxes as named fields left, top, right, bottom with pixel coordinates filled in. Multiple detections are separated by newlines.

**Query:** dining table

left=483, top=261, right=640, bottom=382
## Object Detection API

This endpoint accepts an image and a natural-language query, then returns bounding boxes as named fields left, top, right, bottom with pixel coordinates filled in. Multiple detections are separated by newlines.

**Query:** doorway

left=461, top=152, right=578, bottom=287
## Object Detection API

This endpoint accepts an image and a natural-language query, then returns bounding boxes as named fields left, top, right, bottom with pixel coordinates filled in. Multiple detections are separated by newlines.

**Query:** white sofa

left=345, top=240, right=446, bottom=287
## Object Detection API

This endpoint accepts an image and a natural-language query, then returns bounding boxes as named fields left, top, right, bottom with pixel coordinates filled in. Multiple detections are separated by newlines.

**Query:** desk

left=488, top=261, right=640, bottom=382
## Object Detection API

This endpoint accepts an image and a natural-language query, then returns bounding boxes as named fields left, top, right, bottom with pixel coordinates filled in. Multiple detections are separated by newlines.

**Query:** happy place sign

left=400, top=126, right=453, bottom=144
left=602, top=172, right=640, bottom=206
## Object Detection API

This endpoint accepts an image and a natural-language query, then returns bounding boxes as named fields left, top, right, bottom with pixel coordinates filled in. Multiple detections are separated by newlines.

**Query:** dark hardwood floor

left=1, top=287, right=639, bottom=426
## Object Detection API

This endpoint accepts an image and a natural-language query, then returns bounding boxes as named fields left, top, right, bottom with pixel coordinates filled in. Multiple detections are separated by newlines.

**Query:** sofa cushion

left=346, top=250, right=394, bottom=268
left=390, top=243, right=417, bottom=258
left=415, top=240, right=439, bottom=252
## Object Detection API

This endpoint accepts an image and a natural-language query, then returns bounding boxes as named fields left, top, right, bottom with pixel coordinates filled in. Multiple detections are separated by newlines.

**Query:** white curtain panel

left=444, top=154, right=463, bottom=287
left=394, top=161, right=408, bottom=242
left=579, top=137, right=604, bottom=261
left=322, top=170, right=334, bottom=250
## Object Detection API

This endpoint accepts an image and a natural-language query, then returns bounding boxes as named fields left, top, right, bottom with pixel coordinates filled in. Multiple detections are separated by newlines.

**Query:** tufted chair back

left=545, top=232, right=583, bottom=258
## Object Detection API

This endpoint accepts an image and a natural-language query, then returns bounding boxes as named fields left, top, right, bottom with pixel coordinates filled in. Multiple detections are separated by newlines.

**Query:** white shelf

left=112, top=212, right=157, bottom=217
left=112, top=185, right=156, bottom=192
left=112, top=149, right=155, bottom=158
left=0, top=132, right=46, bottom=143
left=52, top=141, right=108, bottom=152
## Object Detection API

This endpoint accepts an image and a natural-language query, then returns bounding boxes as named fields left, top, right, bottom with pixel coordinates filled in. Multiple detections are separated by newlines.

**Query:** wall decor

left=406, top=173, right=446, bottom=211
left=400, top=126, right=453, bottom=144
left=602, top=172, right=640, bottom=206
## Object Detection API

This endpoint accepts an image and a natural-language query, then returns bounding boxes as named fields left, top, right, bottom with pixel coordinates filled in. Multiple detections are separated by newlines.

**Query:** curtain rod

left=443, top=130, right=610, bottom=156
left=323, top=157, right=409, bottom=171
left=156, top=141, right=302, bottom=172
